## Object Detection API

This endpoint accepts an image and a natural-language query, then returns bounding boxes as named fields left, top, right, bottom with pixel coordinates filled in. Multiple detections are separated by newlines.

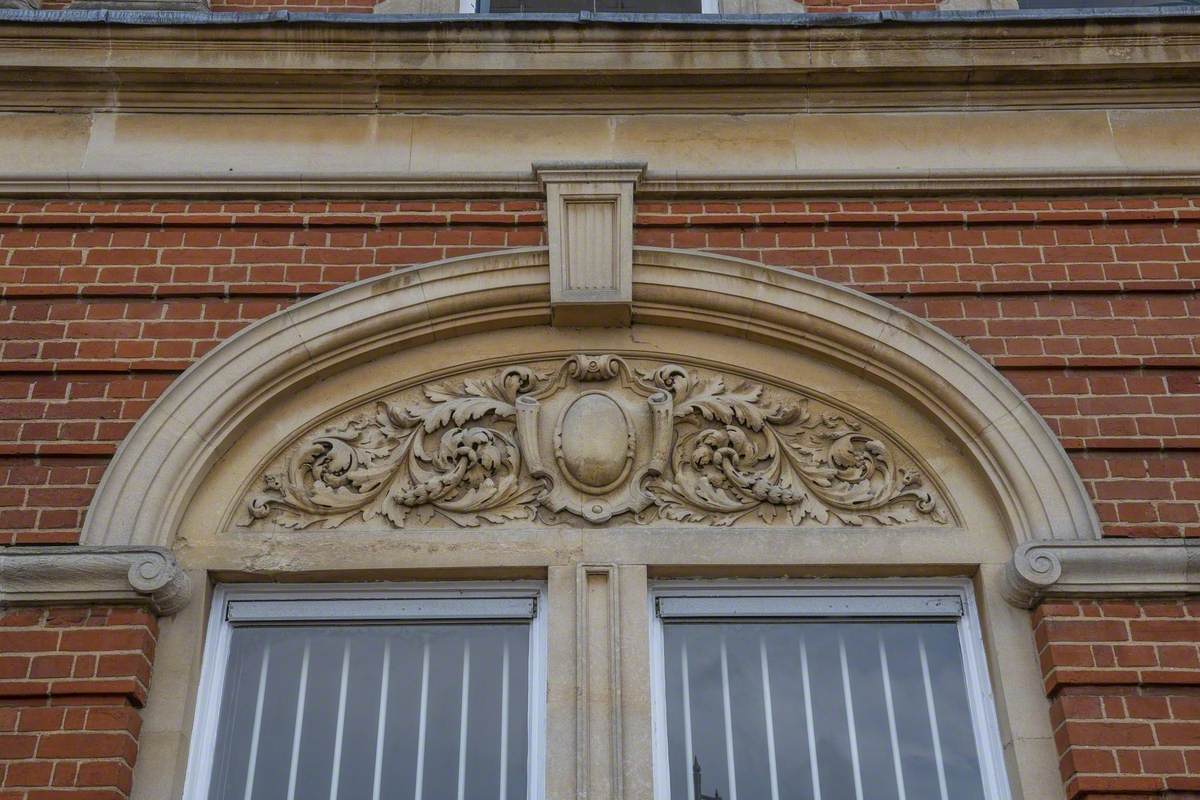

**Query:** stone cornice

left=0, top=546, right=192, bottom=616
left=1, top=11, right=1199, bottom=102
left=1004, top=539, right=1200, bottom=608
left=1, top=12, right=1199, bottom=197
left=5, top=172, right=1200, bottom=199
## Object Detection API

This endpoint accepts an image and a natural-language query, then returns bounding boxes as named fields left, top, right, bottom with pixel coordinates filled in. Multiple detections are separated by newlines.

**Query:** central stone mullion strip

left=577, top=563, right=624, bottom=800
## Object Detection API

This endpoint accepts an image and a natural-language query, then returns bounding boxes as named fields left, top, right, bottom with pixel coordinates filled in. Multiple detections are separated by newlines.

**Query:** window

left=184, top=584, right=547, bottom=800
left=462, top=0, right=713, bottom=13
left=1017, top=0, right=1196, bottom=7
left=649, top=581, right=1010, bottom=800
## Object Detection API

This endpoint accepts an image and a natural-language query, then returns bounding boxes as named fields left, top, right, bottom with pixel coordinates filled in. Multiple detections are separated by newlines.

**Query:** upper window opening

left=468, top=0, right=707, bottom=12
left=650, top=582, right=1011, bottom=800
left=185, top=585, right=547, bottom=800
left=1017, top=0, right=1198, bottom=7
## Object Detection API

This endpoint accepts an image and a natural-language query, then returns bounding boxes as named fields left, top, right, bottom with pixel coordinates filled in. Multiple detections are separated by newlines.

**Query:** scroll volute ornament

left=243, top=355, right=952, bottom=530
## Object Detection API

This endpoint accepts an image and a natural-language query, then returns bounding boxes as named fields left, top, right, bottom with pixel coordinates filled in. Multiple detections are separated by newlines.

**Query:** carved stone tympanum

left=242, top=355, right=951, bottom=530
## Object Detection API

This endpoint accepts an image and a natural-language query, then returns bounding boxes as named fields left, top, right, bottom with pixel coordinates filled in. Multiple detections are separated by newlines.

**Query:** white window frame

left=181, top=581, right=548, bottom=800
left=648, top=578, right=1012, bottom=800
left=458, top=0, right=718, bottom=14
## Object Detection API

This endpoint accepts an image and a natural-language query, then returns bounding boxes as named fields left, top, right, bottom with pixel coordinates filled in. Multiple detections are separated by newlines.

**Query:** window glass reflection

left=208, top=623, right=530, bottom=800
left=1017, top=0, right=1196, bottom=7
left=662, top=621, right=987, bottom=800
left=481, top=0, right=703, bottom=12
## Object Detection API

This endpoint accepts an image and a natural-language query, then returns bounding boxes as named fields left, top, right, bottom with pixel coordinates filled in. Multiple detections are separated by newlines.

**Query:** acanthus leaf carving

left=247, top=365, right=549, bottom=530
left=243, top=355, right=952, bottom=530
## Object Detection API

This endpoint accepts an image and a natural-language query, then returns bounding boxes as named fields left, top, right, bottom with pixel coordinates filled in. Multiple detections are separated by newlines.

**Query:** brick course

left=0, top=606, right=157, bottom=800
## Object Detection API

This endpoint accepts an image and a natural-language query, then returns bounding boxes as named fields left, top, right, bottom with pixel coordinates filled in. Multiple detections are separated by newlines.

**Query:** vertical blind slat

left=457, top=640, right=472, bottom=800
left=371, top=640, right=391, bottom=800
left=242, top=642, right=270, bottom=800
left=414, top=639, right=431, bottom=800
left=680, top=640, right=696, bottom=800
left=286, top=641, right=310, bottom=800
left=499, top=639, right=510, bottom=800
left=799, top=635, right=822, bottom=800
left=718, top=636, right=739, bottom=800
left=878, top=633, right=907, bottom=800
left=329, top=641, right=351, bottom=800
left=758, top=637, right=780, bottom=800
left=838, top=635, right=865, bottom=800
left=919, top=634, right=951, bottom=800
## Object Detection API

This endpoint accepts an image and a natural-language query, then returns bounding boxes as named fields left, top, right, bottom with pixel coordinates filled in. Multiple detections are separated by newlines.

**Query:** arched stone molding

left=83, top=246, right=554, bottom=549
left=42, top=243, right=1184, bottom=800
left=59, top=245, right=1145, bottom=611
left=82, top=246, right=1097, bottom=550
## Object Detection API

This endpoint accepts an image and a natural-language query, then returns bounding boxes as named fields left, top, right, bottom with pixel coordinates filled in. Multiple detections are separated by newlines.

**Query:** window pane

left=480, top=0, right=703, bottom=12
left=661, top=621, right=987, bottom=800
left=208, top=623, right=530, bottom=800
left=1017, top=0, right=1194, bottom=7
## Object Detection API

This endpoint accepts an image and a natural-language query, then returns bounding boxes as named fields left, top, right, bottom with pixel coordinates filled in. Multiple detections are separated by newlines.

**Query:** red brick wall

left=1, top=196, right=1198, bottom=797
left=0, top=606, right=157, bottom=800
left=0, top=199, right=544, bottom=545
left=1037, top=599, right=1200, bottom=799
left=9, top=197, right=1196, bottom=544
left=634, top=199, right=1200, bottom=540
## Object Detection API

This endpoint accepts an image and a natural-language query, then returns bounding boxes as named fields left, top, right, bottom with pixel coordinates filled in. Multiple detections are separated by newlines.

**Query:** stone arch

left=82, top=246, right=1099, bottom=561
left=54, top=244, right=1131, bottom=800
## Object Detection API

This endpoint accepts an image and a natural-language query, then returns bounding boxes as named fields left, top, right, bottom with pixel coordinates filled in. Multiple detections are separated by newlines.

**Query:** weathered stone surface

left=536, top=163, right=642, bottom=327
left=0, top=546, right=191, bottom=615
left=1004, top=539, right=1200, bottom=608
left=558, top=393, right=633, bottom=491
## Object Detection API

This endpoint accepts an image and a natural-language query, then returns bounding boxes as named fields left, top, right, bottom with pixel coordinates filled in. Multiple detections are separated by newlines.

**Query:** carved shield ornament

left=242, top=354, right=952, bottom=530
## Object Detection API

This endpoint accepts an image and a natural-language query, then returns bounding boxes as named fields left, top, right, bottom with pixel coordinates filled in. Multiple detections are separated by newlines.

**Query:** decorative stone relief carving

left=242, top=355, right=951, bottom=530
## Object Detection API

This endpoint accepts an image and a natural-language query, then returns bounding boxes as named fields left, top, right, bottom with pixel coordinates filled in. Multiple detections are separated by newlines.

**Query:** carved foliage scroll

left=243, top=355, right=951, bottom=530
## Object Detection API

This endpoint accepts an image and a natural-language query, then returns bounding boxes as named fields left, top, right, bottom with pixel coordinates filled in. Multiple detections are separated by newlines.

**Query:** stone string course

left=1, top=198, right=1196, bottom=544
